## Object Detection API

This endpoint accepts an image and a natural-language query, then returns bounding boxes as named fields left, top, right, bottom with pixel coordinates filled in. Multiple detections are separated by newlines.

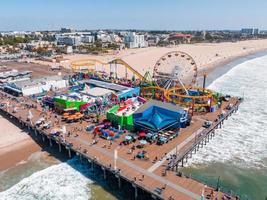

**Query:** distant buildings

left=0, top=70, right=32, bottom=84
left=124, top=32, right=148, bottom=48
left=241, top=28, right=259, bottom=36
left=81, top=35, right=95, bottom=43
left=56, top=36, right=82, bottom=46
left=241, top=28, right=253, bottom=35
left=25, top=41, right=55, bottom=51
left=60, top=28, right=74, bottom=33
left=253, top=28, right=259, bottom=35
left=147, top=35, right=160, bottom=46
left=168, top=33, right=192, bottom=44
left=56, top=31, right=95, bottom=46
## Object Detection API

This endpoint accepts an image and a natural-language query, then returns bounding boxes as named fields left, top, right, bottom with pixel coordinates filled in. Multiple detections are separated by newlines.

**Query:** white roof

left=83, top=87, right=113, bottom=97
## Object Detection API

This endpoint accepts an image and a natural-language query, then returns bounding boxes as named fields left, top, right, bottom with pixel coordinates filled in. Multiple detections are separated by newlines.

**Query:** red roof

left=169, top=33, right=192, bottom=38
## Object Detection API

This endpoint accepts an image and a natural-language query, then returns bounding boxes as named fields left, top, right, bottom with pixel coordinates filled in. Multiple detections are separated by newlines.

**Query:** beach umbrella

left=125, top=135, right=132, bottom=141
left=140, top=140, right=147, bottom=145
left=139, top=132, right=146, bottom=137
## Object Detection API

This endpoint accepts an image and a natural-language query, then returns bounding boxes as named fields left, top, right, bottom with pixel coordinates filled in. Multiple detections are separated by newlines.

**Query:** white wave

left=188, top=54, right=267, bottom=168
left=0, top=158, right=93, bottom=200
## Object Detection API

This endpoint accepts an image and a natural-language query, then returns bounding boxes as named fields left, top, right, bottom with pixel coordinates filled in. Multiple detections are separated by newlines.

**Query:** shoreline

left=0, top=45, right=267, bottom=196
left=1, top=46, right=267, bottom=171
left=199, top=46, right=267, bottom=73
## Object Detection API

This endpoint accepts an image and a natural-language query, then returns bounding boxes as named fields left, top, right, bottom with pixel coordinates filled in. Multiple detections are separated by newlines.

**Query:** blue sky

left=0, top=0, right=266, bottom=31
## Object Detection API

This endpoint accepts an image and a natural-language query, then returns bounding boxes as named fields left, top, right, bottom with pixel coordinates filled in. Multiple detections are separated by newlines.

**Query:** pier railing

left=180, top=172, right=250, bottom=200
left=167, top=98, right=243, bottom=170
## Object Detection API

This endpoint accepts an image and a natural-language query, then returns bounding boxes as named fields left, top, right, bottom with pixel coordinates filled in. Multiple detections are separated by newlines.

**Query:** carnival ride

left=141, top=51, right=218, bottom=111
left=153, top=51, right=197, bottom=89
left=70, top=51, right=219, bottom=112
left=71, top=58, right=144, bottom=81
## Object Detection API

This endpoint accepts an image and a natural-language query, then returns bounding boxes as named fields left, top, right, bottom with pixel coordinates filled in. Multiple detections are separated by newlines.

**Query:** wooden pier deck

left=0, top=91, right=242, bottom=200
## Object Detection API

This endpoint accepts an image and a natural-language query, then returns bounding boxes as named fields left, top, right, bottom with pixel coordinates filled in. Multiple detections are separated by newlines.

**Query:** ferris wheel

left=153, top=51, right=197, bottom=89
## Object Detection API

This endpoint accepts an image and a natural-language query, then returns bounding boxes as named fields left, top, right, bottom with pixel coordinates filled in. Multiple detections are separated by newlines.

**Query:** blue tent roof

left=133, top=100, right=181, bottom=132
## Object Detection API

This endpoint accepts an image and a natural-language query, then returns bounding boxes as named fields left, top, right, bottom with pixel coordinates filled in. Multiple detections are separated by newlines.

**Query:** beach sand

left=0, top=115, right=41, bottom=171
left=62, top=39, right=267, bottom=76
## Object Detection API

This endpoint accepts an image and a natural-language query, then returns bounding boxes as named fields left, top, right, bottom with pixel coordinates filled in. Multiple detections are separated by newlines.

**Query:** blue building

left=133, top=100, right=189, bottom=132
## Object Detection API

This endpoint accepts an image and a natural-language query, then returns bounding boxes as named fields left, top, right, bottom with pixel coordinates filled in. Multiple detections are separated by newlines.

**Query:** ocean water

left=0, top=154, right=118, bottom=200
left=183, top=54, right=267, bottom=200
left=0, top=158, right=93, bottom=200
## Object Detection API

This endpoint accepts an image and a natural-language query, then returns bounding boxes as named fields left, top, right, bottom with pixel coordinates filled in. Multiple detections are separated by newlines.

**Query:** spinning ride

left=142, top=51, right=217, bottom=111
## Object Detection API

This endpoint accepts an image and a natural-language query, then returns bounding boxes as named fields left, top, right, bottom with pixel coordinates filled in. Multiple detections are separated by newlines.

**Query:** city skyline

left=0, top=0, right=267, bottom=31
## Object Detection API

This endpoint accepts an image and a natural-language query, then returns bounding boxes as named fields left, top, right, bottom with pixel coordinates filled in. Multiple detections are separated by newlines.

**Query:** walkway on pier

left=73, top=136, right=201, bottom=200
left=147, top=127, right=205, bottom=173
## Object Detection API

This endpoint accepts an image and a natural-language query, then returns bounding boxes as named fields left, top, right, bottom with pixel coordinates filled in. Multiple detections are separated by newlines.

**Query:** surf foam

left=188, top=54, right=267, bottom=168
left=0, top=158, right=93, bottom=200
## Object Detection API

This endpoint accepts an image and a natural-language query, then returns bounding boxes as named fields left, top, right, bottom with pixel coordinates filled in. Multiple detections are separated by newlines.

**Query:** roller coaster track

left=71, top=58, right=145, bottom=80
left=109, top=58, right=144, bottom=80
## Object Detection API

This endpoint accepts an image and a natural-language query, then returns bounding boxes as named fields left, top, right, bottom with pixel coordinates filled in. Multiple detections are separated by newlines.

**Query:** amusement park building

left=133, top=100, right=188, bottom=132
left=3, top=75, right=68, bottom=96
left=85, top=79, right=140, bottom=101
left=107, top=96, right=146, bottom=131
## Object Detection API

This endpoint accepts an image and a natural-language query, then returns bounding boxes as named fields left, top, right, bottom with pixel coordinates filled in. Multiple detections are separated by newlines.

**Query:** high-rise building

left=81, top=35, right=95, bottom=43
left=241, top=28, right=254, bottom=35
left=60, top=28, right=74, bottom=33
left=57, top=36, right=81, bottom=46
left=124, top=32, right=148, bottom=48
left=253, top=28, right=259, bottom=35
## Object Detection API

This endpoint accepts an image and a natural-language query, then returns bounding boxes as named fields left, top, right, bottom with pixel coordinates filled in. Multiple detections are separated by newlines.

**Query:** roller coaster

left=70, top=52, right=219, bottom=112
left=71, top=58, right=144, bottom=80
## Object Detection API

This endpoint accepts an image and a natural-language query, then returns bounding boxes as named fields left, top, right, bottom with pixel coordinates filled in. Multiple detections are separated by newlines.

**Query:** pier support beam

left=116, top=174, right=121, bottom=189
left=91, top=161, right=95, bottom=175
left=68, top=148, right=71, bottom=158
left=102, top=167, right=106, bottom=180
left=132, top=184, right=138, bottom=200
left=49, top=138, right=52, bottom=147
left=34, top=129, right=37, bottom=136
left=58, top=143, right=62, bottom=152
left=42, top=135, right=45, bottom=142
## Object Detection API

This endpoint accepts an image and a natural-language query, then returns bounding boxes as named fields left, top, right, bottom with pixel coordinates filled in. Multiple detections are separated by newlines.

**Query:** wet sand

left=0, top=116, right=42, bottom=171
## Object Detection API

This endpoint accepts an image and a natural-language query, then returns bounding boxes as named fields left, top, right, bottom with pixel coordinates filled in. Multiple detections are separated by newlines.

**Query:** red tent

left=139, top=132, right=146, bottom=137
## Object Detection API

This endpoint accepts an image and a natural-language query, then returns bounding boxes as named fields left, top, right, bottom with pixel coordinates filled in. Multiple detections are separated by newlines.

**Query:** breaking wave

left=0, top=158, right=93, bottom=200
left=188, top=54, right=267, bottom=168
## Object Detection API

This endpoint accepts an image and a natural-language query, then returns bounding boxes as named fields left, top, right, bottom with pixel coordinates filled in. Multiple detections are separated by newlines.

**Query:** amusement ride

left=70, top=51, right=219, bottom=113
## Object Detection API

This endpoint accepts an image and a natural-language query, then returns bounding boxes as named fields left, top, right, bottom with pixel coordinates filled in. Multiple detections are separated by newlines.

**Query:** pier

left=0, top=91, right=242, bottom=200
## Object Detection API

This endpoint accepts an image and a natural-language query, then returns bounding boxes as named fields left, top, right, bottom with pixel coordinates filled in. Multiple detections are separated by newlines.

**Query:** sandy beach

left=0, top=116, right=41, bottom=171
left=58, top=39, right=267, bottom=76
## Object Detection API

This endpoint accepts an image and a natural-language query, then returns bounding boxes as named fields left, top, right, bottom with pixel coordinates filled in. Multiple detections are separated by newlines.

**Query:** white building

left=124, top=32, right=148, bottom=48
left=81, top=35, right=95, bottom=43
left=57, top=36, right=82, bottom=46
left=4, top=76, right=68, bottom=96
left=0, top=70, right=32, bottom=84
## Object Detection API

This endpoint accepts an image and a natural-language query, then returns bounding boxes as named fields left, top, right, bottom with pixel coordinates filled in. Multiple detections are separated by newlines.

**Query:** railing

left=167, top=99, right=243, bottom=170
left=180, top=171, right=251, bottom=200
